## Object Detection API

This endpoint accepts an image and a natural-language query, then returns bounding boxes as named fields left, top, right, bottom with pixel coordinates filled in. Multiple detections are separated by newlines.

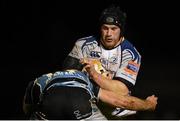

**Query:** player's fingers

left=84, top=64, right=91, bottom=69
left=151, top=95, right=158, bottom=100
left=80, top=58, right=85, bottom=63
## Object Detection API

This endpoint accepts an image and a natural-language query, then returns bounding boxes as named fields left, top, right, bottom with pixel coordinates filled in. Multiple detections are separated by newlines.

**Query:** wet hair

left=99, top=5, right=127, bottom=33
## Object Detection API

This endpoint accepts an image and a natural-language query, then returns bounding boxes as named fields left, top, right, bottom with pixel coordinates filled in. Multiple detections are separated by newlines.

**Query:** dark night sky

left=1, top=0, right=180, bottom=119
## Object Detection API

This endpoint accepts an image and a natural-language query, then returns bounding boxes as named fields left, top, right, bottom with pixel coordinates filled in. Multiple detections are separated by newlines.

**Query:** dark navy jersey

left=24, top=70, right=97, bottom=105
left=24, top=70, right=98, bottom=119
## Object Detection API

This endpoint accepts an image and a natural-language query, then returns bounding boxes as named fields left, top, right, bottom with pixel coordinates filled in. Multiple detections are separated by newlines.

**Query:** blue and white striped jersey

left=68, top=35, right=141, bottom=86
left=67, top=35, right=141, bottom=118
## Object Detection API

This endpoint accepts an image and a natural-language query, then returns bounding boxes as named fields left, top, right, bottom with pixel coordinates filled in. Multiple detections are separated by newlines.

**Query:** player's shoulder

left=74, top=35, right=98, bottom=48
left=76, top=35, right=98, bottom=43
left=121, top=38, right=141, bottom=58
left=121, top=38, right=134, bottom=49
left=35, top=73, right=53, bottom=85
left=121, top=39, right=139, bottom=51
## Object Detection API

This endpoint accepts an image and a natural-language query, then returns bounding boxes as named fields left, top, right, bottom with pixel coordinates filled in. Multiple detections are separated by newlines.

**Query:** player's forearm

left=91, top=70, right=113, bottom=90
left=99, top=89, right=155, bottom=111
left=117, top=95, right=156, bottom=111
left=23, top=103, right=33, bottom=114
left=91, top=71, right=129, bottom=95
left=81, top=58, right=129, bottom=94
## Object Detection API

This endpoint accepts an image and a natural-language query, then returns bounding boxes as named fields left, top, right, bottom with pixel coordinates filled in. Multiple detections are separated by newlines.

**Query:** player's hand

left=80, top=58, right=97, bottom=77
left=80, top=58, right=112, bottom=79
left=145, top=95, right=158, bottom=111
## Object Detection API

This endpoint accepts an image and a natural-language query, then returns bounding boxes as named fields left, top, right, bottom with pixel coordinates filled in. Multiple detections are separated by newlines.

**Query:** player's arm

left=80, top=58, right=129, bottom=95
left=98, top=88, right=158, bottom=111
left=23, top=80, right=41, bottom=115
left=81, top=58, right=158, bottom=111
left=62, top=56, right=83, bottom=71
left=23, top=81, right=34, bottom=114
left=23, top=98, right=33, bottom=115
left=61, top=39, right=84, bottom=71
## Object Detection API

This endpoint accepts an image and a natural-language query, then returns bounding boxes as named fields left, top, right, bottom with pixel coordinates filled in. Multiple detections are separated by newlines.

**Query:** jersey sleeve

left=24, top=73, right=52, bottom=105
left=68, top=40, right=84, bottom=59
left=61, top=56, right=84, bottom=71
left=24, top=81, right=34, bottom=104
left=24, top=79, right=42, bottom=105
left=62, top=39, right=86, bottom=70
left=115, top=42, right=141, bottom=86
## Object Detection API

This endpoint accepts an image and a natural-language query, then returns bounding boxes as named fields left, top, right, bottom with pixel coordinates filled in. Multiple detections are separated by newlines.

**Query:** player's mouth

left=105, top=38, right=113, bottom=42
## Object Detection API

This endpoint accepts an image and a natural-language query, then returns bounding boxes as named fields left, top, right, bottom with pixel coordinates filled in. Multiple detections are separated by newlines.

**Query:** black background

left=1, top=0, right=180, bottom=119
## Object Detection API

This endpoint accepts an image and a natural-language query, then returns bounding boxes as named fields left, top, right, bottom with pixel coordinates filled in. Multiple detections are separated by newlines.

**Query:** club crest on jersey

left=124, top=61, right=139, bottom=75
left=109, top=56, right=118, bottom=64
left=90, top=51, right=100, bottom=58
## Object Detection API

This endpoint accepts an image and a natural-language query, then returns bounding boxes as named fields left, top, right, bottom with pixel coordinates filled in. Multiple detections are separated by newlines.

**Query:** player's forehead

left=101, top=24, right=119, bottom=29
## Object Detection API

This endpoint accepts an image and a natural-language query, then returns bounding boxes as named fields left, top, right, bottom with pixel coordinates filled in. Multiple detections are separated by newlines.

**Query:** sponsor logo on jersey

left=109, top=56, right=118, bottom=64
left=90, top=51, right=101, bottom=58
left=124, top=61, right=139, bottom=75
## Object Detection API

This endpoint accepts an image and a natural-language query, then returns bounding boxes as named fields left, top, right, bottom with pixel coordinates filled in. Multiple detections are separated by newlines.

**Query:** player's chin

left=104, top=43, right=114, bottom=49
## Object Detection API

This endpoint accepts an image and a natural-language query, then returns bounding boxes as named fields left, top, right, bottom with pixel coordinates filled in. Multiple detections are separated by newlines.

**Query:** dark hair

left=99, top=4, right=127, bottom=33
